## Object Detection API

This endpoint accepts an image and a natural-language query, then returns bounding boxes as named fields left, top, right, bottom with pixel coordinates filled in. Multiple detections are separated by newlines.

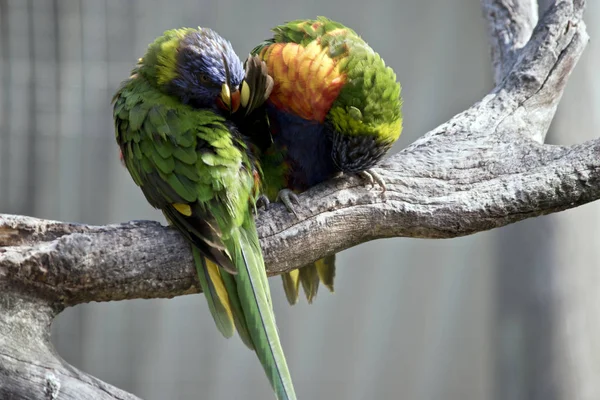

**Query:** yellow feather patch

left=172, top=203, right=192, bottom=216
left=281, top=270, right=300, bottom=305
left=205, top=258, right=234, bottom=321
left=281, top=44, right=298, bottom=66
left=324, top=28, right=347, bottom=37
left=328, top=106, right=403, bottom=143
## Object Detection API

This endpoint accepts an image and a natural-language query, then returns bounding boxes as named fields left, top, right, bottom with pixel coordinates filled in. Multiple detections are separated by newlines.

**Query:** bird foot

left=276, top=189, right=300, bottom=216
left=358, top=169, right=386, bottom=192
left=256, top=194, right=270, bottom=210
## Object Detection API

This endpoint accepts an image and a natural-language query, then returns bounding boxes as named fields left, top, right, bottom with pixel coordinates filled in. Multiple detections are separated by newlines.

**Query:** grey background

left=1, top=1, right=599, bottom=399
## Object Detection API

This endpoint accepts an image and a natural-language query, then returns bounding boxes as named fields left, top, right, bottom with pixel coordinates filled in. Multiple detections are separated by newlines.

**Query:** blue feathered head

left=141, top=27, right=244, bottom=111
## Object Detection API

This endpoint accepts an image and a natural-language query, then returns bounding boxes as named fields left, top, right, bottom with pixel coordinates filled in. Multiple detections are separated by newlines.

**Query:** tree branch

left=0, top=1, right=592, bottom=399
left=0, top=293, right=140, bottom=400
left=482, top=0, right=538, bottom=84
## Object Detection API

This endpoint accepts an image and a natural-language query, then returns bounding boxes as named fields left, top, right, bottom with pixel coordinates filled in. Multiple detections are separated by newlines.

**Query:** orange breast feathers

left=258, top=41, right=347, bottom=123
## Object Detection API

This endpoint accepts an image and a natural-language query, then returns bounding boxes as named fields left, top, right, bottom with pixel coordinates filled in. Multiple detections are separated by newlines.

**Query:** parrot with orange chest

left=241, top=17, right=403, bottom=304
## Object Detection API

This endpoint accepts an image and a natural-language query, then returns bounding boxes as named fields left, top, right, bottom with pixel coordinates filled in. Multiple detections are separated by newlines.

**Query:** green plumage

left=113, top=28, right=295, bottom=400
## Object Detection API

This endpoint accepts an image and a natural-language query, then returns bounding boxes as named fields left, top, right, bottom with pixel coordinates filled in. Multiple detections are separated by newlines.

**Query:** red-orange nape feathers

left=258, top=41, right=347, bottom=122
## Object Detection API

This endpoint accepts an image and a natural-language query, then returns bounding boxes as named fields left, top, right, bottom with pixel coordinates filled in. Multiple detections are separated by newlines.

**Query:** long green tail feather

left=232, top=220, right=296, bottom=400
left=193, top=247, right=234, bottom=338
left=220, top=271, right=255, bottom=350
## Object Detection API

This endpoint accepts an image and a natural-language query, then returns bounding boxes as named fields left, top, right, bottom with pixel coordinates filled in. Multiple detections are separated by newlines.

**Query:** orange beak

left=230, top=89, right=241, bottom=113
left=218, top=83, right=240, bottom=113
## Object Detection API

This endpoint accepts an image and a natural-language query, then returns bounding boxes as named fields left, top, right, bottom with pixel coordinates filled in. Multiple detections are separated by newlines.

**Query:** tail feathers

left=281, top=254, right=337, bottom=305
left=315, top=254, right=336, bottom=293
left=299, top=264, right=320, bottom=304
left=281, top=271, right=300, bottom=305
left=191, top=245, right=255, bottom=349
left=233, top=224, right=296, bottom=400
left=163, top=208, right=237, bottom=275
left=192, top=247, right=234, bottom=338
left=220, top=271, right=255, bottom=350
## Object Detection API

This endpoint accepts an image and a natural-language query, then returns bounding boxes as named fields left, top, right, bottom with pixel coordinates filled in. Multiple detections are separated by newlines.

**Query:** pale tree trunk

left=496, top=1, right=600, bottom=399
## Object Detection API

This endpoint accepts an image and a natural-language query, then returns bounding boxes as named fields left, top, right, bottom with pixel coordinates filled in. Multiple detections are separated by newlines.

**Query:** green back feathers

left=250, top=17, right=356, bottom=60
left=253, top=16, right=402, bottom=145
left=330, top=46, right=402, bottom=144
left=114, top=76, right=254, bottom=232
left=271, top=16, right=357, bottom=45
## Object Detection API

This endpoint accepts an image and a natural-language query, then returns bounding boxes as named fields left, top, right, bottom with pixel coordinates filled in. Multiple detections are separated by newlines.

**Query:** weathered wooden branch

left=0, top=1, right=592, bottom=398
left=482, top=0, right=539, bottom=84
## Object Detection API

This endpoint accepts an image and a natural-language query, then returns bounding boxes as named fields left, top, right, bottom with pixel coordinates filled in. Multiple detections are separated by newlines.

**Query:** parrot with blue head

left=239, top=17, right=403, bottom=305
left=112, top=27, right=296, bottom=400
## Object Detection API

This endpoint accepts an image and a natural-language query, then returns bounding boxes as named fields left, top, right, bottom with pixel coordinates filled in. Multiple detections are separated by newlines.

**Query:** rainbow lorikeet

left=242, top=17, right=403, bottom=304
left=112, top=28, right=295, bottom=400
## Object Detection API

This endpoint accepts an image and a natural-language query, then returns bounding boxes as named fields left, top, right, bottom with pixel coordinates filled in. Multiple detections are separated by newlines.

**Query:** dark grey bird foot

left=276, top=189, right=300, bottom=216
left=256, top=194, right=270, bottom=210
left=359, top=169, right=386, bottom=192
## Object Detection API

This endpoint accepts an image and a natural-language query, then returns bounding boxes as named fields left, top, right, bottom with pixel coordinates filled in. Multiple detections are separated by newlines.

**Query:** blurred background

left=1, top=0, right=599, bottom=399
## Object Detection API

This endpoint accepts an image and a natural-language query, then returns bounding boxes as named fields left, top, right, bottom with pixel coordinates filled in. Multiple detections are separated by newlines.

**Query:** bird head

left=141, top=28, right=244, bottom=112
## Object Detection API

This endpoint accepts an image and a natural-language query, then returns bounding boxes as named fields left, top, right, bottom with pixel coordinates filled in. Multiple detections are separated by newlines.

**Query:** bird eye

left=198, top=74, right=211, bottom=84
